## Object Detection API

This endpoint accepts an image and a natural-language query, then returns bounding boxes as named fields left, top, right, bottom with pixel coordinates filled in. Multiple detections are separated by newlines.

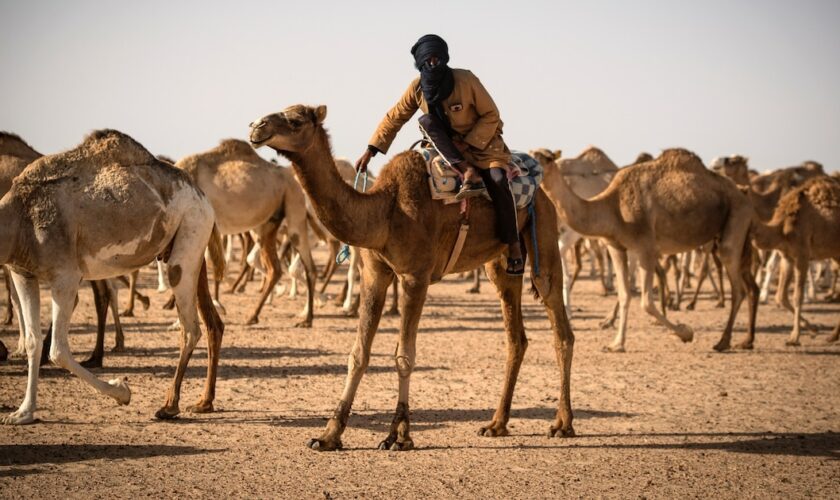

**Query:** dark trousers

left=418, top=113, right=519, bottom=245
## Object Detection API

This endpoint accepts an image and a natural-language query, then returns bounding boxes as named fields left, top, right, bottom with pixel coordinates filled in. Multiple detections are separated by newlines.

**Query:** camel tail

left=208, top=224, right=226, bottom=282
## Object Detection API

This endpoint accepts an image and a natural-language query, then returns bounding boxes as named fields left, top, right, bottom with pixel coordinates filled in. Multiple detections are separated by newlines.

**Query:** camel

left=538, top=147, right=619, bottom=307
left=0, top=133, right=126, bottom=366
left=176, top=139, right=315, bottom=327
left=751, top=176, right=840, bottom=345
left=249, top=104, right=574, bottom=451
left=0, top=129, right=225, bottom=424
left=534, top=148, right=758, bottom=352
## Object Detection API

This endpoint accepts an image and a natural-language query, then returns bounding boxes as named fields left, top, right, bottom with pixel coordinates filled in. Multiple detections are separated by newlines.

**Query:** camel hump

left=0, top=131, right=42, bottom=159
left=77, top=129, right=158, bottom=165
left=775, top=176, right=840, bottom=235
left=656, top=148, right=706, bottom=170
left=215, top=139, right=261, bottom=159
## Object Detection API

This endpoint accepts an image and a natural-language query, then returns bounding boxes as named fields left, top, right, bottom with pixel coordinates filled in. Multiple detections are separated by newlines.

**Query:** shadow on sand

left=0, top=444, right=222, bottom=468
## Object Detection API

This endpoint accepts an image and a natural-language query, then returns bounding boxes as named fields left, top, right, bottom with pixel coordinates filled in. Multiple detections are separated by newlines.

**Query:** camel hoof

left=154, top=406, right=180, bottom=420
left=111, top=343, right=125, bottom=353
left=466, top=287, right=479, bottom=294
left=478, top=424, right=509, bottom=437
left=2, top=410, right=36, bottom=425
left=384, top=307, right=400, bottom=317
left=293, top=319, right=313, bottom=328
left=80, top=356, right=103, bottom=369
left=245, top=316, right=259, bottom=326
left=341, top=309, right=359, bottom=318
left=598, top=320, right=616, bottom=330
left=120, top=310, right=134, bottom=318
left=712, top=341, right=730, bottom=352
left=686, top=303, right=696, bottom=311
left=735, top=341, right=754, bottom=350
left=139, top=296, right=150, bottom=310
left=785, top=340, right=801, bottom=347
left=548, top=426, right=575, bottom=438
left=108, top=377, right=131, bottom=405
left=186, top=401, right=214, bottom=414
left=306, top=438, right=342, bottom=451
left=213, top=301, right=227, bottom=316
left=674, top=324, right=694, bottom=343
left=602, top=344, right=625, bottom=353
left=0, top=342, right=7, bottom=362
left=379, top=438, right=414, bottom=451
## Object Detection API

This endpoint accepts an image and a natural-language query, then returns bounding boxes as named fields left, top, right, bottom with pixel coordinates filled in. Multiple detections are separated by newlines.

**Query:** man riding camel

left=355, top=34, right=525, bottom=275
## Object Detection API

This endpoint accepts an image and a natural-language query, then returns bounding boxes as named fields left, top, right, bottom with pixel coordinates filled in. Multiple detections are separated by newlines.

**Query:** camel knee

left=24, top=330, right=44, bottom=355
left=395, top=355, right=413, bottom=379
left=347, top=349, right=369, bottom=374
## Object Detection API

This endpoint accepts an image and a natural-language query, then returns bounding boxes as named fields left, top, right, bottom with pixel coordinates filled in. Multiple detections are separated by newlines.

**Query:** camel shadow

left=0, top=444, right=221, bottom=468
left=271, top=406, right=633, bottom=432
left=104, top=345, right=334, bottom=361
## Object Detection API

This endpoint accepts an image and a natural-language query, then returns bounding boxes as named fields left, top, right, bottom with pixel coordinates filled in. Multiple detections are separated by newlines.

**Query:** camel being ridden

left=250, top=105, right=575, bottom=451
left=0, top=130, right=225, bottom=424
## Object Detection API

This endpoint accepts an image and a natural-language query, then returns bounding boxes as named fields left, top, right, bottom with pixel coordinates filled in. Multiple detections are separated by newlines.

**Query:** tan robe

left=368, top=68, right=511, bottom=169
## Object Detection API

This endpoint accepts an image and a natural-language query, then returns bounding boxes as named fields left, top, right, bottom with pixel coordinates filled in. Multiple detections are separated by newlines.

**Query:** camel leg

left=712, top=248, right=726, bottom=308
left=294, top=236, right=316, bottom=328
left=81, top=281, right=110, bottom=369
left=3, top=273, right=43, bottom=424
left=714, top=226, right=757, bottom=351
left=2, top=267, right=12, bottom=325
left=308, top=259, right=393, bottom=451
left=186, top=261, right=225, bottom=414
left=466, top=267, right=481, bottom=294
left=599, top=300, right=619, bottom=330
left=759, top=250, right=779, bottom=303
left=229, top=263, right=251, bottom=294
left=8, top=273, right=26, bottom=358
left=686, top=250, right=710, bottom=310
left=786, top=260, right=809, bottom=346
left=478, top=256, right=526, bottom=438
left=638, top=256, right=694, bottom=344
left=524, top=203, right=574, bottom=437
left=774, top=254, right=791, bottom=308
left=155, top=238, right=208, bottom=419
left=106, top=280, right=125, bottom=351
left=46, top=273, right=131, bottom=412
left=245, top=223, right=282, bottom=325
left=604, top=245, right=632, bottom=352
left=385, top=278, right=400, bottom=316
left=342, top=248, right=360, bottom=313
left=377, top=272, right=430, bottom=451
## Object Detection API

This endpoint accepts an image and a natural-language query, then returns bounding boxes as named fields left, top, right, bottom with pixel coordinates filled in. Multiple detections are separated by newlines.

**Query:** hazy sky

left=2, top=0, right=838, bottom=174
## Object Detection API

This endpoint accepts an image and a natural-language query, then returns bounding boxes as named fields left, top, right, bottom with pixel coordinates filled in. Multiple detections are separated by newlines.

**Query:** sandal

left=506, top=257, right=525, bottom=276
left=454, top=181, right=485, bottom=201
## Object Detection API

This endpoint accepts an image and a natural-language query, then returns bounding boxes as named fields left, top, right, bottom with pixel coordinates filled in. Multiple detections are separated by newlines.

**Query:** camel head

left=249, top=104, right=327, bottom=156
left=530, top=148, right=559, bottom=166
left=710, top=155, right=750, bottom=186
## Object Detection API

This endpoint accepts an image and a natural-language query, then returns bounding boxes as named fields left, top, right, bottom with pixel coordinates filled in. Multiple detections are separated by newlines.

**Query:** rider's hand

left=355, top=147, right=375, bottom=173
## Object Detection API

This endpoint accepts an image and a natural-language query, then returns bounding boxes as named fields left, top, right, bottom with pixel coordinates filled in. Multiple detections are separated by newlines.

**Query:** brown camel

left=534, top=148, right=758, bottom=352
left=0, top=129, right=225, bottom=424
left=249, top=104, right=574, bottom=451
left=176, top=139, right=315, bottom=327
left=752, top=176, right=840, bottom=345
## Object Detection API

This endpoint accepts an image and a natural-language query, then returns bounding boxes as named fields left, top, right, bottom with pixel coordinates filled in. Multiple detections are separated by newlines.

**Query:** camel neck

left=0, top=197, right=20, bottom=265
left=546, top=165, right=615, bottom=239
left=748, top=188, right=780, bottom=222
left=750, top=210, right=783, bottom=251
left=286, top=130, right=390, bottom=249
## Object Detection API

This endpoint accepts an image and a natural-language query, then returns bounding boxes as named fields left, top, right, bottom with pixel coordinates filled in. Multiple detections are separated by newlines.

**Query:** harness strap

left=442, top=198, right=471, bottom=275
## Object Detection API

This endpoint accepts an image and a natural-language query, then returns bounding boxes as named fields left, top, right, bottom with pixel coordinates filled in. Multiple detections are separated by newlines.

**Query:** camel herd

left=1, top=104, right=838, bottom=451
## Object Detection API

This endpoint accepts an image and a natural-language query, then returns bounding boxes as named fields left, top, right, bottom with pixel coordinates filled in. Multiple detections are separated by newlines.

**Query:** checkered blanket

left=420, top=148, right=543, bottom=208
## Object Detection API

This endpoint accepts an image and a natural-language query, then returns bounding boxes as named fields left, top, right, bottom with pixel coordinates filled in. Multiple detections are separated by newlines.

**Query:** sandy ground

left=1, top=247, right=838, bottom=499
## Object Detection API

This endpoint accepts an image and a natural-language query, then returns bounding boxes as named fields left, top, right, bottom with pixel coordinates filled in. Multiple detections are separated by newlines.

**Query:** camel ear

left=552, top=150, right=562, bottom=160
left=313, top=105, right=327, bottom=124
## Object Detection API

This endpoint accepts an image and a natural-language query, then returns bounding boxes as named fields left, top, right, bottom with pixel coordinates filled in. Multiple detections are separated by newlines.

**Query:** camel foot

left=735, top=340, right=754, bottom=350
left=378, top=434, right=415, bottom=451
left=715, top=301, right=725, bottom=309
left=712, top=340, right=731, bottom=352
left=111, top=342, right=125, bottom=353
left=384, top=306, right=399, bottom=317
left=548, top=425, right=575, bottom=438
left=0, top=341, right=6, bottom=362
left=293, top=318, right=312, bottom=328
left=673, top=323, right=694, bottom=343
left=186, top=400, right=214, bottom=414
left=341, top=308, right=359, bottom=318
left=598, top=319, right=616, bottom=330
left=10, top=345, right=27, bottom=359
left=686, top=302, right=696, bottom=311
left=154, top=406, right=180, bottom=420
left=465, top=286, right=480, bottom=294
left=80, top=356, right=103, bottom=369
left=602, top=344, right=626, bottom=353
left=156, top=285, right=168, bottom=293
left=478, top=421, right=510, bottom=437
left=138, top=295, right=150, bottom=310
left=306, top=437, right=342, bottom=452
left=245, top=316, right=259, bottom=326
left=119, top=310, right=134, bottom=318
left=236, top=284, right=247, bottom=294
left=109, top=378, right=131, bottom=405
left=213, top=301, right=226, bottom=316
left=2, top=409, right=36, bottom=425
left=785, top=339, right=801, bottom=347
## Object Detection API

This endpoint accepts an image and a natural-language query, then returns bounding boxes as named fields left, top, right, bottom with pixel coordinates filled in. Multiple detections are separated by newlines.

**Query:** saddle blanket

left=419, top=147, right=543, bottom=208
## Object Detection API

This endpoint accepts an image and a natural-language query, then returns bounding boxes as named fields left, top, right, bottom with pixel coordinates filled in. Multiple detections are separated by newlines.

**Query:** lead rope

left=528, top=201, right=540, bottom=277
left=336, top=170, right=369, bottom=264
